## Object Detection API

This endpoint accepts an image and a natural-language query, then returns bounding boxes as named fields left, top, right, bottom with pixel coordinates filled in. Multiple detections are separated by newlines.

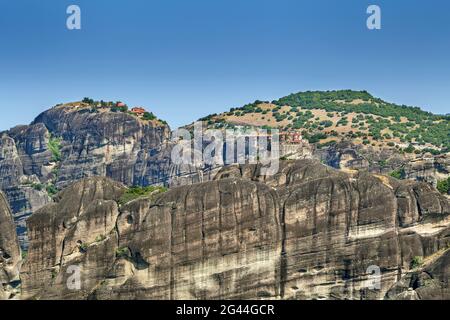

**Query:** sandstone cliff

left=0, top=103, right=205, bottom=248
left=0, top=191, right=21, bottom=299
left=316, top=141, right=449, bottom=187
left=19, top=160, right=450, bottom=300
left=2, top=102, right=448, bottom=253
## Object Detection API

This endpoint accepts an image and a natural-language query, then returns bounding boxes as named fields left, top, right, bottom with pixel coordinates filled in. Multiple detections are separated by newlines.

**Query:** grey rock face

left=0, top=135, right=24, bottom=189
left=7, top=123, right=53, bottom=180
left=385, top=250, right=450, bottom=300
left=3, top=186, right=51, bottom=247
left=20, top=177, right=126, bottom=299
left=403, top=155, right=450, bottom=187
left=20, top=160, right=450, bottom=300
left=0, top=132, right=51, bottom=249
left=0, top=105, right=176, bottom=247
left=0, top=191, right=21, bottom=300
left=316, top=141, right=449, bottom=188
left=32, top=105, right=171, bottom=188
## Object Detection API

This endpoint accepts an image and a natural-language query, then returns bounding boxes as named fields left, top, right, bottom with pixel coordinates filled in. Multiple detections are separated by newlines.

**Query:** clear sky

left=1, top=0, right=449, bottom=130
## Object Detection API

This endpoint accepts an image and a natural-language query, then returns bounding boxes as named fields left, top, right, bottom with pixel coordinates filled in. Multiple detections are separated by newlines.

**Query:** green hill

left=200, top=90, right=450, bottom=152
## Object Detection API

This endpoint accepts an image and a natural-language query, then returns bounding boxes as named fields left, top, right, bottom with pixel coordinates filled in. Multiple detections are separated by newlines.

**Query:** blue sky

left=0, top=0, right=449, bottom=130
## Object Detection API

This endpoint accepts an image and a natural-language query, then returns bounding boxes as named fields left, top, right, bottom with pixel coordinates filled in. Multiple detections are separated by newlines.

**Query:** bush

left=119, top=185, right=168, bottom=205
left=32, top=183, right=44, bottom=191
left=437, top=178, right=450, bottom=195
left=79, top=242, right=88, bottom=253
left=46, top=184, right=58, bottom=196
left=410, top=256, right=423, bottom=269
left=82, top=97, right=94, bottom=104
left=305, top=133, right=327, bottom=144
left=111, top=105, right=128, bottom=112
left=48, top=135, right=62, bottom=162
left=403, top=144, right=415, bottom=153
left=319, top=120, right=333, bottom=128
left=142, top=112, right=156, bottom=121
left=116, top=247, right=130, bottom=258
left=390, top=168, right=406, bottom=180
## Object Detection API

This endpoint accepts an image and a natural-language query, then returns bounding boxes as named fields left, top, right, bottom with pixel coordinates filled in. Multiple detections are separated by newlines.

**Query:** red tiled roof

left=131, top=107, right=146, bottom=114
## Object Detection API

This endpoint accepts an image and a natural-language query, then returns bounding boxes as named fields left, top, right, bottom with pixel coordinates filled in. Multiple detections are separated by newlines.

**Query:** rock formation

left=0, top=99, right=448, bottom=300
left=0, top=104, right=203, bottom=247
left=2, top=103, right=448, bottom=253
left=0, top=191, right=21, bottom=299
left=316, top=141, right=449, bottom=187
left=19, top=160, right=450, bottom=300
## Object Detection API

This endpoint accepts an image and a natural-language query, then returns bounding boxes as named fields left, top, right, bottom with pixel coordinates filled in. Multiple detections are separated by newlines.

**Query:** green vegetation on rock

left=116, top=247, right=130, bottom=258
left=46, top=184, right=58, bottom=197
left=410, top=256, right=423, bottom=269
left=119, top=185, right=168, bottom=205
left=142, top=112, right=156, bottom=121
left=48, top=135, right=62, bottom=162
left=214, top=90, right=449, bottom=150
left=390, top=168, right=406, bottom=180
left=437, top=178, right=450, bottom=195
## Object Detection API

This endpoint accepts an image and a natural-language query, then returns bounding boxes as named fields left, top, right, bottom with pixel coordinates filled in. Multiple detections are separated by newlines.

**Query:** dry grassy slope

left=201, top=97, right=446, bottom=154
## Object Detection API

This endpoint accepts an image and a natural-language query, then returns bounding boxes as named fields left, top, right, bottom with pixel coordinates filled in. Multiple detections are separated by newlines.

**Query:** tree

left=390, top=168, right=406, bottom=180
left=437, top=178, right=450, bottom=195
left=48, top=136, right=62, bottom=162
left=403, top=144, right=415, bottom=153
left=142, top=112, right=156, bottom=121
left=82, top=97, right=94, bottom=104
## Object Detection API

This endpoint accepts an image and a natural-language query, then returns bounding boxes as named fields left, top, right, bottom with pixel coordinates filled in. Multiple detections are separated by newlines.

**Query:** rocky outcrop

left=31, top=105, right=172, bottom=188
left=0, top=131, right=53, bottom=249
left=403, top=155, right=450, bottom=187
left=316, top=141, right=450, bottom=187
left=20, top=177, right=126, bottom=299
left=20, top=160, right=450, bottom=300
left=4, top=103, right=446, bottom=253
left=385, top=249, right=450, bottom=300
left=0, top=191, right=21, bottom=300
left=0, top=104, right=177, bottom=247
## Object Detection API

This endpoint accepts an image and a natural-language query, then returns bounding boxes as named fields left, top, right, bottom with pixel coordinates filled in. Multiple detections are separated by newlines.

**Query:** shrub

left=305, top=133, right=327, bottom=144
left=437, top=178, right=450, bottom=195
left=403, top=144, right=415, bottom=153
left=142, top=112, right=156, bottom=121
left=82, top=97, right=94, bottom=104
left=48, top=135, right=62, bottom=162
left=410, top=256, right=423, bottom=269
left=390, top=168, right=406, bottom=180
left=119, top=185, right=168, bottom=205
left=46, top=184, right=58, bottom=196
left=319, top=120, right=333, bottom=128
left=116, top=247, right=130, bottom=258
left=32, top=183, right=44, bottom=191
left=111, top=105, right=128, bottom=112
left=79, top=242, right=88, bottom=253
